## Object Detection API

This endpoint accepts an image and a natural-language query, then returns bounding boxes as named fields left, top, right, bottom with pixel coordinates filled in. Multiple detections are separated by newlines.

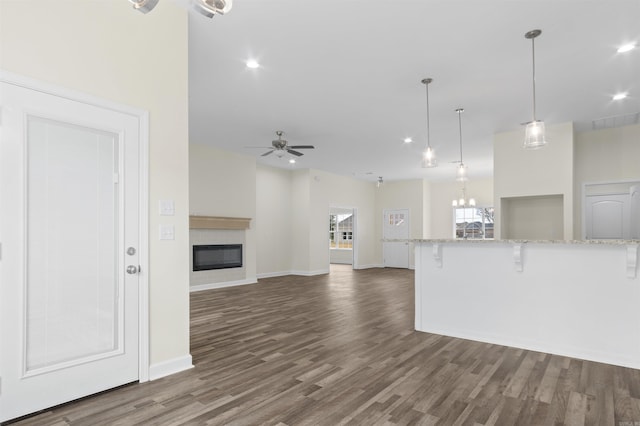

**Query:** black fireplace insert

left=193, top=244, right=242, bottom=271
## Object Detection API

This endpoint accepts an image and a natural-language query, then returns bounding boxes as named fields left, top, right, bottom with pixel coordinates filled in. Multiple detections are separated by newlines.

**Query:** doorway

left=329, top=207, right=356, bottom=268
left=0, top=73, right=149, bottom=422
left=383, top=208, right=410, bottom=268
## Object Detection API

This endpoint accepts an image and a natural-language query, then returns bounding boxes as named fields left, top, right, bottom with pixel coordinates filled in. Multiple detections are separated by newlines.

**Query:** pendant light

left=451, top=184, right=476, bottom=207
left=454, top=108, right=467, bottom=181
left=377, top=176, right=384, bottom=188
left=452, top=108, right=475, bottom=207
left=523, top=29, right=547, bottom=149
left=421, top=78, right=437, bottom=168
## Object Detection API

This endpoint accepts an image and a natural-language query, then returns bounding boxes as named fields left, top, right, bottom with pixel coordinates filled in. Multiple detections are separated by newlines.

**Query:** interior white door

left=383, top=209, right=410, bottom=268
left=631, top=185, right=640, bottom=239
left=0, top=81, right=140, bottom=422
left=584, top=194, right=630, bottom=239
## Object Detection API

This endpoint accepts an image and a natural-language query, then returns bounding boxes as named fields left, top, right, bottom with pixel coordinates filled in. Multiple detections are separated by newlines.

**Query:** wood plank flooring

left=8, top=264, right=640, bottom=425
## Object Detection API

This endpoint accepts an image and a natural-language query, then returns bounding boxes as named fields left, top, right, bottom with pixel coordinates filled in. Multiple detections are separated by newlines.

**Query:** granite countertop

left=384, top=239, right=640, bottom=246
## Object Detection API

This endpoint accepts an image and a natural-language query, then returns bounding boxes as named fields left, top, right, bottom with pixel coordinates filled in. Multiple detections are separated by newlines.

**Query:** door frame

left=0, top=70, right=150, bottom=382
left=328, top=206, right=357, bottom=269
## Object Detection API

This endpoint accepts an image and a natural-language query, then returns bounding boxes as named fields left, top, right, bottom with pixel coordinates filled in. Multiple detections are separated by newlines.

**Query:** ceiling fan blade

left=287, top=149, right=304, bottom=157
left=288, top=145, right=315, bottom=149
left=261, top=150, right=275, bottom=157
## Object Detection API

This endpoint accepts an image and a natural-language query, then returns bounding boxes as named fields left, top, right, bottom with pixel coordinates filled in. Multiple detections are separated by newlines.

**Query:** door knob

left=126, top=265, right=139, bottom=274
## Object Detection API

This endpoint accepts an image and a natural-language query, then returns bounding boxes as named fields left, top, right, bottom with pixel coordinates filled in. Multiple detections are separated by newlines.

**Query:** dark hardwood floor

left=9, top=264, right=640, bottom=425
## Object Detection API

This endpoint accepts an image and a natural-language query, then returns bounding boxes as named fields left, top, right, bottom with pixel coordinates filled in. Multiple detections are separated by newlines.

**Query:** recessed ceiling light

left=246, top=59, right=260, bottom=69
left=289, top=158, right=296, bottom=164
left=613, top=92, right=628, bottom=101
left=617, top=43, right=636, bottom=53
left=403, top=137, right=413, bottom=143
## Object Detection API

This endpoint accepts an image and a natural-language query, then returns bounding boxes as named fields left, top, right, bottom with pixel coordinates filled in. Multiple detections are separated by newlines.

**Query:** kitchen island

left=412, top=239, right=640, bottom=369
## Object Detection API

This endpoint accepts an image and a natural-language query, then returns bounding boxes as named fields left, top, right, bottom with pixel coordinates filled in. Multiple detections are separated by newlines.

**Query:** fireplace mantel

left=189, top=216, right=252, bottom=230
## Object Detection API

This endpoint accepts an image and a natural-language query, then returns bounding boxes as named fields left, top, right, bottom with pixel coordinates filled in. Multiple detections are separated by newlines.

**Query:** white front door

left=383, top=209, right=409, bottom=268
left=0, top=80, right=141, bottom=421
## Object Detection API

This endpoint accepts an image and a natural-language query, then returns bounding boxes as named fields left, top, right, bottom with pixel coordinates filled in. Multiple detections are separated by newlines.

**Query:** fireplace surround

left=189, top=215, right=253, bottom=290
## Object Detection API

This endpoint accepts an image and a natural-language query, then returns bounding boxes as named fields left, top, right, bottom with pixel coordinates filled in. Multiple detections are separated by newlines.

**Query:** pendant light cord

left=425, top=82, right=431, bottom=150
left=531, top=36, right=537, bottom=121
left=456, top=108, right=464, bottom=165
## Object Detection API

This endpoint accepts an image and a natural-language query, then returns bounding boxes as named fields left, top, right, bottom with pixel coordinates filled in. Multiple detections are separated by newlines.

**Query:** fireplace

left=193, top=244, right=243, bottom=271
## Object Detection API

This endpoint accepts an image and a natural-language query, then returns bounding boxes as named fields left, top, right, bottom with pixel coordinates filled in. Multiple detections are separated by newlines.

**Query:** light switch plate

left=159, top=200, right=175, bottom=216
left=159, top=224, right=175, bottom=240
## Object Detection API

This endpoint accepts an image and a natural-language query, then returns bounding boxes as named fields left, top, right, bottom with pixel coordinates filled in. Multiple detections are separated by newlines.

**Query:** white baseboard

left=149, top=354, right=194, bottom=381
left=418, top=326, right=640, bottom=371
left=354, top=263, right=384, bottom=270
left=256, top=270, right=293, bottom=279
left=190, top=277, right=258, bottom=292
left=290, top=269, right=330, bottom=276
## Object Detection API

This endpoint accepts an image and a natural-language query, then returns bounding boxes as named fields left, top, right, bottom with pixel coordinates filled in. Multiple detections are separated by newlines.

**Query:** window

left=454, top=207, right=494, bottom=239
left=329, top=213, right=353, bottom=249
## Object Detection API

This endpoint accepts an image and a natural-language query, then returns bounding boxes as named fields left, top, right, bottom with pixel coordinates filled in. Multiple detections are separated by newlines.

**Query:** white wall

left=374, top=180, right=425, bottom=268
left=308, top=170, right=377, bottom=271
left=415, top=241, right=640, bottom=369
left=1, top=1, right=190, bottom=367
left=502, top=195, right=564, bottom=240
left=573, top=124, right=640, bottom=237
left=428, top=178, right=494, bottom=239
left=189, top=144, right=257, bottom=282
left=494, top=122, right=574, bottom=240
left=256, top=165, right=293, bottom=276
left=291, top=170, right=312, bottom=273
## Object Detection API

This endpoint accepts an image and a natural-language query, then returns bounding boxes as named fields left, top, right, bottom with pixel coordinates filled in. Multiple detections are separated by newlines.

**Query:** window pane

left=330, top=213, right=353, bottom=249
left=454, top=207, right=494, bottom=240
left=26, top=117, right=119, bottom=371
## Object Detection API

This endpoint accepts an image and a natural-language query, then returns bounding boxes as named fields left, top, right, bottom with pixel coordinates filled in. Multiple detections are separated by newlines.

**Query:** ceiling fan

left=250, top=131, right=315, bottom=157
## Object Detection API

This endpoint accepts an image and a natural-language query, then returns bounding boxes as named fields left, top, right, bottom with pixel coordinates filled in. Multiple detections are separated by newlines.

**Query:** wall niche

left=501, top=194, right=564, bottom=240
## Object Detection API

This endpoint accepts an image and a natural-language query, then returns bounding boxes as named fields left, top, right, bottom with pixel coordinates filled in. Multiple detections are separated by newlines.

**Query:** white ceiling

left=188, top=0, right=640, bottom=183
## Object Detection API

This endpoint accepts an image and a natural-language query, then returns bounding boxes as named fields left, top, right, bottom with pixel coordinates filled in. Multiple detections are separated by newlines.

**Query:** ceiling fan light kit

left=253, top=131, right=315, bottom=159
left=128, top=0, right=233, bottom=17
left=193, top=0, right=233, bottom=18
left=129, top=0, right=159, bottom=14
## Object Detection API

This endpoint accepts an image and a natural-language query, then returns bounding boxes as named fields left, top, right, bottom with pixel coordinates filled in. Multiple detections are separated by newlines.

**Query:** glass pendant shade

left=456, top=163, right=468, bottom=182
left=422, top=146, right=437, bottom=168
left=524, top=120, right=547, bottom=149
left=452, top=198, right=476, bottom=207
